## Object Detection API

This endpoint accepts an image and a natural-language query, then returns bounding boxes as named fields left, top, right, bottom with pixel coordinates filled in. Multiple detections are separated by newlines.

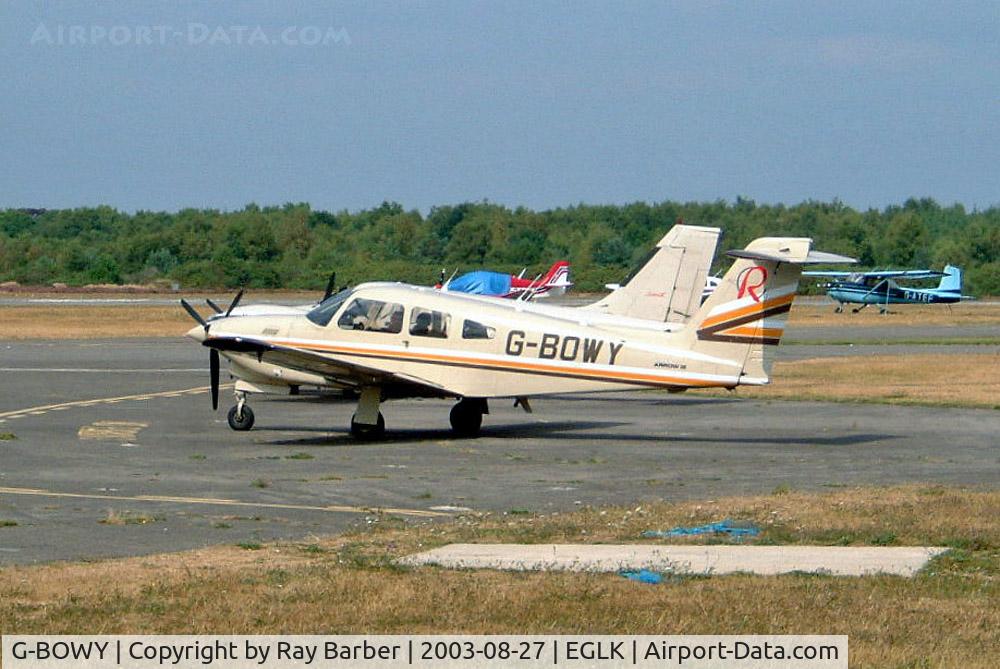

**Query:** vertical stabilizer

left=585, top=224, right=721, bottom=323
left=936, top=265, right=962, bottom=294
left=680, top=238, right=854, bottom=385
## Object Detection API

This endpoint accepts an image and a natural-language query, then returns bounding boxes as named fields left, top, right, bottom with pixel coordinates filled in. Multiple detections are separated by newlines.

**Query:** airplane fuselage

left=210, top=282, right=747, bottom=400
left=827, top=281, right=960, bottom=306
left=186, top=235, right=840, bottom=437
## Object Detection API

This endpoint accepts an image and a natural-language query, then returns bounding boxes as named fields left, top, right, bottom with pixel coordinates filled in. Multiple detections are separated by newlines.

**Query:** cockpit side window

left=305, top=289, right=352, bottom=327
left=462, top=319, right=496, bottom=340
left=337, top=298, right=404, bottom=333
left=409, top=307, right=451, bottom=338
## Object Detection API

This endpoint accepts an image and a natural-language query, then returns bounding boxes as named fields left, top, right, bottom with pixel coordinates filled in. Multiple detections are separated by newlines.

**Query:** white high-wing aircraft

left=183, top=235, right=853, bottom=438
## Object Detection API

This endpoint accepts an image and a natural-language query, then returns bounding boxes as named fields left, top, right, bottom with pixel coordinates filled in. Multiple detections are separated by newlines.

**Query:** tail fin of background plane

left=585, top=224, right=721, bottom=323
left=680, top=238, right=854, bottom=386
left=936, top=265, right=962, bottom=293
left=540, top=261, right=572, bottom=290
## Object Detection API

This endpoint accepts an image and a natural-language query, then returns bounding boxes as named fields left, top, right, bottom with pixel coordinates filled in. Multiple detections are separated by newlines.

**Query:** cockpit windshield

left=306, top=288, right=354, bottom=327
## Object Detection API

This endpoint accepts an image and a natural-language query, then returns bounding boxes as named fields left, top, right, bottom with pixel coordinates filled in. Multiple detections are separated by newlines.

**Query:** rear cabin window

left=462, top=319, right=496, bottom=340
left=409, top=307, right=451, bottom=338
left=337, top=298, right=404, bottom=333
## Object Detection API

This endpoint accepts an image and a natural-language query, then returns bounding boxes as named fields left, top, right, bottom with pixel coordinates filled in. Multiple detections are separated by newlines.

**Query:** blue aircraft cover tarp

left=447, top=270, right=512, bottom=296
left=619, top=569, right=663, bottom=584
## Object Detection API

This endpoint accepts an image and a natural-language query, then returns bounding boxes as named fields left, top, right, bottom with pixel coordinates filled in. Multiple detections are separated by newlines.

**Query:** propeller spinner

left=180, top=288, right=243, bottom=411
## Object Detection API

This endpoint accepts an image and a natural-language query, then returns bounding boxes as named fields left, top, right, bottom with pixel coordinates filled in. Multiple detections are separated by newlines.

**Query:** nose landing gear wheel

left=450, top=400, right=483, bottom=437
left=227, top=404, right=255, bottom=431
left=350, top=412, right=385, bottom=440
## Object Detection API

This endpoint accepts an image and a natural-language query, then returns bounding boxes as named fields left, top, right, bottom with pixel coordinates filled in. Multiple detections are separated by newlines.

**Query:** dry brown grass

left=0, top=486, right=996, bottom=668
left=0, top=292, right=318, bottom=339
left=0, top=306, right=192, bottom=339
left=788, top=301, right=1000, bottom=328
left=3, top=298, right=997, bottom=340
left=720, top=353, right=1000, bottom=408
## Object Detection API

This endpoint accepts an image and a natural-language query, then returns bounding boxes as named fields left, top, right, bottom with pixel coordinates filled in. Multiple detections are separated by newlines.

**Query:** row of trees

left=1, top=198, right=998, bottom=294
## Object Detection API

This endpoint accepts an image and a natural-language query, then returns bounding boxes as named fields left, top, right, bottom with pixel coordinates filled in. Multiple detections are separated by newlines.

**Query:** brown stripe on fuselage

left=257, top=338, right=731, bottom=389
left=698, top=293, right=794, bottom=330
left=697, top=301, right=793, bottom=339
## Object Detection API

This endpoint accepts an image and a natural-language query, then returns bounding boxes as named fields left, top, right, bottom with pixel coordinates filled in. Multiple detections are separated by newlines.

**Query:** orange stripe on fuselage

left=256, top=338, right=730, bottom=389
left=719, top=326, right=785, bottom=338
left=699, top=293, right=795, bottom=330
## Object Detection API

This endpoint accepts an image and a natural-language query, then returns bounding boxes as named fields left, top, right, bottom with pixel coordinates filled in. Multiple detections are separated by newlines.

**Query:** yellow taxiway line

left=0, top=486, right=449, bottom=518
left=0, top=385, right=230, bottom=421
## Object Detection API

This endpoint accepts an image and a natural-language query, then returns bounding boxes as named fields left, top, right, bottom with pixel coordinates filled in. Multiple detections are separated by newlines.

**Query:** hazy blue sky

left=1, top=1, right=997, bottom=212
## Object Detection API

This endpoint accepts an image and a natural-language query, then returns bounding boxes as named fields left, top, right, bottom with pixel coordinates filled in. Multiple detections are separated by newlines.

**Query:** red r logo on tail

left=737, top=265, right=768, bottom=302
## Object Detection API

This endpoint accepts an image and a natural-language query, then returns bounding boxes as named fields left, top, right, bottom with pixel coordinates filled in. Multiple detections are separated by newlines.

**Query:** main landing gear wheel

left=350, top=412, right=385, bottom=440
left=227, top=404, right=255, bottom=431
left=450, top=400, right=484, bottom=437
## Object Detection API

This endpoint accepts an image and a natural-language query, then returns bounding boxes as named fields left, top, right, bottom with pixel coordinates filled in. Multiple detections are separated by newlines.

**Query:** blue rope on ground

left=641, top=519, right=760, bottom=539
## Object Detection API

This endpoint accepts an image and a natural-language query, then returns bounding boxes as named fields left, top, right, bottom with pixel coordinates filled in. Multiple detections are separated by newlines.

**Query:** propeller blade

left=322, top=272, right=337, bottom=301
left=180, top=299, right=207, bottom=329
left=225, top=288, right=244, bottom=317
left=205, top=298, right=223, bottom=314
left=210, top=348, right=220, bottom=411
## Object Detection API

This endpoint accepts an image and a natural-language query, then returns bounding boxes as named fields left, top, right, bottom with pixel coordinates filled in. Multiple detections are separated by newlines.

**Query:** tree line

left=1, top=198, right=997, bottom=295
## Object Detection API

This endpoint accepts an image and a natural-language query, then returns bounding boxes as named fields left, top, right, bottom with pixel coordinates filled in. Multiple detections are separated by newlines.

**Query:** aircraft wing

left=203, top=335, right=449, bottom=395
left=803, top=269, right=944, bottom=279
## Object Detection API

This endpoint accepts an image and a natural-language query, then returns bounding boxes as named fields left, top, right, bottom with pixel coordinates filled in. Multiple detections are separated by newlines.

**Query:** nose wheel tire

left=227, top=404, right=255, bottom=431
left=450, top=400, right=483, bottom=437
left=350, top=412, right=385, bottom=440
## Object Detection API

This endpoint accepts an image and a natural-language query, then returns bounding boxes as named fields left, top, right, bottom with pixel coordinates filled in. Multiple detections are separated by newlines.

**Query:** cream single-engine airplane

left=182, top=236, right=852, bottom=438
left=182, top=223, right=721, bottom=402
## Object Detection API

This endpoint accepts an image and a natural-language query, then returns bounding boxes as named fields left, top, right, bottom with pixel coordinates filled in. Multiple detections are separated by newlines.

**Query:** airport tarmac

left=0, top=337, right=997, bottom=565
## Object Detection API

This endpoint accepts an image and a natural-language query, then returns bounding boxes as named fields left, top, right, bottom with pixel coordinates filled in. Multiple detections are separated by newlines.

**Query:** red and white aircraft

left=441, top=260, right=572, bottom=299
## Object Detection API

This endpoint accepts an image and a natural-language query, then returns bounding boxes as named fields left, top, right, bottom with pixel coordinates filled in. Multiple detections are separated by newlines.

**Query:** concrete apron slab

left=399, top=544, right=950, bottom=577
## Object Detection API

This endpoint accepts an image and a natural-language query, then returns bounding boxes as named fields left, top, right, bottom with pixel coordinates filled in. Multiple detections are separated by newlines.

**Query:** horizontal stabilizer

left=803, top=269, right=945, bottom=279
left=727, top=246, right=856, bottom=265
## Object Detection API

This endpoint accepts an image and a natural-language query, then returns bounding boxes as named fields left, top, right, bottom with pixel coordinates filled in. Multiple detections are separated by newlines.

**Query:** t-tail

left=680, top=238, right=855, bottom=386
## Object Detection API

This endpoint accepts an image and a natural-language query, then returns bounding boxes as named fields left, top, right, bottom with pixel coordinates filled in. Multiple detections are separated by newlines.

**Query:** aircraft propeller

left=322, top=272, right=337, bottom=301
left=209, top=348, right=220, bottom=410
left=224, top=288, right=244, bottom=316
left=180, top=288, right=244, bottom=411
left=180, top=298, right=208, bottom=329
